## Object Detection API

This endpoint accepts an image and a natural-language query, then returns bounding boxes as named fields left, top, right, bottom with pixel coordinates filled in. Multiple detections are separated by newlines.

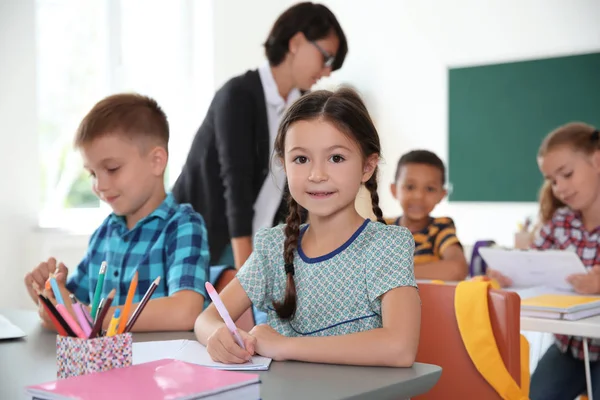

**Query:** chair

left=209, top=265, right=255, bottom=332
left=414, top=282, right=522, bottom=399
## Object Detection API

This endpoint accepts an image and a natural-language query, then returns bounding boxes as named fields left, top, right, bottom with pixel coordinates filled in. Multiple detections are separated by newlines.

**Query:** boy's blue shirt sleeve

left=65, top=225, right=104, bottom=304
left=165, top=212, right=209, bottom=300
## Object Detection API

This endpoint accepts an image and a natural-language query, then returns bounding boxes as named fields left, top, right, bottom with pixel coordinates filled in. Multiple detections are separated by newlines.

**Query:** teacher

left=172, top=2, right=347, bottom=269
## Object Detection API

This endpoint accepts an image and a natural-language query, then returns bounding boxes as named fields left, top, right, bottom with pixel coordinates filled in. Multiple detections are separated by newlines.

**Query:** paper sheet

left=133, top=340, right=272, bottom=371
left=479, top=248, right=587, bottom=291
left=0, top=314, right=26, bottom=340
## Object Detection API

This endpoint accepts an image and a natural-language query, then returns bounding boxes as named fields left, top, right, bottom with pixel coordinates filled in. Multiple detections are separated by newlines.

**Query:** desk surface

left=0, top=310, right=441, bottom=400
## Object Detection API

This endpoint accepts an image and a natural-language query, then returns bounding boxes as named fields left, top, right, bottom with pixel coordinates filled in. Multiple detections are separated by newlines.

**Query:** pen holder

left=56, top=333, right=133, bottom=379
left=514, top=231, right=532, bottom=250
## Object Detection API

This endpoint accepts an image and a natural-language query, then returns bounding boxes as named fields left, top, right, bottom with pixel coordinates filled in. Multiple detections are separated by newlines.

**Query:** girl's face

left=283, top=119, right=377, bottom=220
left=538, top=145, right=600, bottom=213
left=288, top=32, right=339, bottom=91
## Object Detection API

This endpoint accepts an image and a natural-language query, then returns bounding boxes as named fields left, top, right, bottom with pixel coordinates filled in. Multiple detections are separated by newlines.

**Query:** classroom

left=1, top=0, right=600, bottom=399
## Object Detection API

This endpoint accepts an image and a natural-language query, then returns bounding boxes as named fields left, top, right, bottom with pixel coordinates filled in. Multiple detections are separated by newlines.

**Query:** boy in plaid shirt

left=489, top=122, right=600, bottom=400
left=24, top=93, right=209, bottom=332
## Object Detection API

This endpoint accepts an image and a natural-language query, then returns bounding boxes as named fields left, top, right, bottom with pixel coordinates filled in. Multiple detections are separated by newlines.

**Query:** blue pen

left=49, top=274, right=65, bottom=307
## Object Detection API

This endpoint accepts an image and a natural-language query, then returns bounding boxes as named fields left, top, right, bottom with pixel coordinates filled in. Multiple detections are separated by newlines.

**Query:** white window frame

left=37, top=0, right=214, bottom=232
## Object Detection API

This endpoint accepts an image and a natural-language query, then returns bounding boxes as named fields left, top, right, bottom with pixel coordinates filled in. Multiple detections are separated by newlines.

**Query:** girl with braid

left=195, top=87, right=420, bottom=367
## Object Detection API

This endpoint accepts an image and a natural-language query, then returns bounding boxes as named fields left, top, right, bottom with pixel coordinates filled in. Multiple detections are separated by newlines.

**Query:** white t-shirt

left=252, top=62, right=301, bottom=235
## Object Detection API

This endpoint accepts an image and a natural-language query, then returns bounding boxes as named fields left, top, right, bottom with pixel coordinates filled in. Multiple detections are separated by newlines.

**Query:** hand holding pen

left=205, top=282, right=256, bottom=364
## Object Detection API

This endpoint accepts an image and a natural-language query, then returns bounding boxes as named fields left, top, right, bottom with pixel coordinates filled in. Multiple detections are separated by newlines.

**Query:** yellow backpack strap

left=454, top=280, right=529, bottom=400
left=470, top=275, right=502, bottom=289
left=520, top=335, right=530, bottom=396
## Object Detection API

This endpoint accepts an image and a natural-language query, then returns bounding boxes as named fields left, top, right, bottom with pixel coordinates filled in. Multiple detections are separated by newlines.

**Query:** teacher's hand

left=567, top=265, right=600, bottom=295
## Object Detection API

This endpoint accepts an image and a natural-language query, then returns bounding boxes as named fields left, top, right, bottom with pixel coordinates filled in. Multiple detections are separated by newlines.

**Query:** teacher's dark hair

left=264, top=2, right=348, bottom=71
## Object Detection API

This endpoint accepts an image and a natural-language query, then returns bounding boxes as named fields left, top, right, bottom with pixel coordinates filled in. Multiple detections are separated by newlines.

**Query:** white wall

left=212, top=0, right=296, bottom=88
left=0, top=0, right=41, bottom=309
left=318, top=0, right=600, bottom=248
left=2, top=0, right=600, bottom=310
left=211, top=0, right=600, bottom=248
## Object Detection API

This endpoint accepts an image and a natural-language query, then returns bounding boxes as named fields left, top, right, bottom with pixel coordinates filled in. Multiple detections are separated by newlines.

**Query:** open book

left=133, top=339, right=272, bottom=371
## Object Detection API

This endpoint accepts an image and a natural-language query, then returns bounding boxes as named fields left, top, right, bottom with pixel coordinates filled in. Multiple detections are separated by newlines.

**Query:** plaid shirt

left=532, top=207, right=600, bottom=361
left=66, top=193, right=209, bottom=307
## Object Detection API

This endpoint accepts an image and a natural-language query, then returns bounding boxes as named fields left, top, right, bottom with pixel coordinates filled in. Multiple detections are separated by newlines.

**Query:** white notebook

left=133, top=339, right=272, bottom=371
left=0, top=314, right=26, bottom=340
left=521, top=307, right=600, bottom=321
left=479, top=248, right=587, bottom=291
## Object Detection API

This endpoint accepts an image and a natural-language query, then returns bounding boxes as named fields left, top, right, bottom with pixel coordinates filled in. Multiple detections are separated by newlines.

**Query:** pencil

left=89, top=288, right=116, bottom=339
left=90, top=261, right=108, bottom=319
left=33, top=282, right=74, bottom=337
left=106, top=309, right=121, bottom=337
left=117, top=271, right=138, bottom=334
left=48, top=274, right=65, bottom=307
left=124, top=276, right=160, bottom=333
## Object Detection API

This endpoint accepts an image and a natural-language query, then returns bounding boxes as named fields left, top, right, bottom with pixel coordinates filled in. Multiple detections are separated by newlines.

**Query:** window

left=36, top=0, right=213, bottom=231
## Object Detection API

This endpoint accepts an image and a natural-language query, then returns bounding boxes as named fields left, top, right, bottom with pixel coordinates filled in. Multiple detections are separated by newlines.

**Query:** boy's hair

left=394, top=150, right=446, bottom=185
left=538, top=122, right=599, bottom=223
left=264, top=2, right=348, bottom=71
left=272, top=87, right=382, bottom=320
left=74, top=93, right=169, bottom=150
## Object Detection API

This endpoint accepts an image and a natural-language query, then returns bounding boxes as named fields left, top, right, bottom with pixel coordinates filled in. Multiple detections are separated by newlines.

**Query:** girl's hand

left=206, top=325, right=256, bottom=364
left=250, top=324, right=290, bottom=361
left=567, top=265, right=600, bottom=295
left=487, top=269, right=513, bottom=288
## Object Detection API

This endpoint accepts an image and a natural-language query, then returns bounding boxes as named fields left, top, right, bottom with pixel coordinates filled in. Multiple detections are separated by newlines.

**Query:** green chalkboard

left=448, top=52, right=600, bottom=202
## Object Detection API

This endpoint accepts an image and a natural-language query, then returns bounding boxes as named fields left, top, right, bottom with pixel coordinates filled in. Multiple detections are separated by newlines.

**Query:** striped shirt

left=66, top=193, right=209, bottom=306
left=386, top=216, right=461, bottom=265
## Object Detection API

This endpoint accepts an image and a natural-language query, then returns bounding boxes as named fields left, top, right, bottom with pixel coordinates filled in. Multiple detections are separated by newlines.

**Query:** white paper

left=479, top=248, right=587, bottom=291
left=133, top=340, right=272, bottom=371
left=0, top=314, right=26, bottom=340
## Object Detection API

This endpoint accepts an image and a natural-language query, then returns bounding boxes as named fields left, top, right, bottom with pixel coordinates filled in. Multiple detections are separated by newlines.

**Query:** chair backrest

left=414, top=283, right=522, bottom=399
left=211, top=267, right=255, bottom=332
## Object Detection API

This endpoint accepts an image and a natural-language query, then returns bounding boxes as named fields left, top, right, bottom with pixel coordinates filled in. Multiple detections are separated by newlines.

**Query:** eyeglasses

left=311, top=41, right=335, bottom=69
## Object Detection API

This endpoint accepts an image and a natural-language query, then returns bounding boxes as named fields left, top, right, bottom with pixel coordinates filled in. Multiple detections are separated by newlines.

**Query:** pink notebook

left=25, top=359, right=260, bottom=400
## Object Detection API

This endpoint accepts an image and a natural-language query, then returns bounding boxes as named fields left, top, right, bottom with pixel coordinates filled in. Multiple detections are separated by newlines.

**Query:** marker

left=70, top=294, right=92, bottom=337
left=56, top=304, right=87, bottom=339
left=205, top=282, right=245, bottom=350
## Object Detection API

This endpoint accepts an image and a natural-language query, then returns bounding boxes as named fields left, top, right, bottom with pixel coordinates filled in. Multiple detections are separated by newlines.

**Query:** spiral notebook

left=132, top=339, right=272, bottom=371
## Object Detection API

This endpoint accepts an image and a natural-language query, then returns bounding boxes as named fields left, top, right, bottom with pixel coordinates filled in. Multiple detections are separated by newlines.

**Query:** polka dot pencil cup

left=56, top=333, right=132, bottom=379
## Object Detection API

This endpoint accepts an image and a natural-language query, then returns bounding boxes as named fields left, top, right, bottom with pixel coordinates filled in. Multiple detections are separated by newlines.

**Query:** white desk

left=521, top=313, right=600, bottom=400
left=0, top=310, right=442, bottom=400
left=521, top=314, right=600, bottom=339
